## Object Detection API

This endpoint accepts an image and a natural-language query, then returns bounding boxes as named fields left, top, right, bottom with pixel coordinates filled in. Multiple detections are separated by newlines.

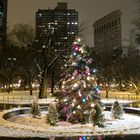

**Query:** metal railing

left=0, top=95, right=34, bottom=104
left=101, top=93, right=140, bottom=101
left=0, top=94, right=139, bottom=104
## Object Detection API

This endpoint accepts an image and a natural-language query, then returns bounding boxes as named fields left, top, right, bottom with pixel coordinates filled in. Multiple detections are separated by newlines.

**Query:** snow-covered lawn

left=6, top=111, right=140, bottom=136
left=0, top=98, right=139, bottom=137
left=38, top=98, right=137, bottom=105
left=101, top=99, right=134, bottom=104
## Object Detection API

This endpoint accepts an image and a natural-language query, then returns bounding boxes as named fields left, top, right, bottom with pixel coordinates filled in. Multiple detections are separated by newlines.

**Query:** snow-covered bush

left=30, top=97, right=41, bottom=118
left=89, top=103, right=105, bottom=127
left=46, top=104, right=59, bottom=126
left=111, top=100, right=124, bottom=119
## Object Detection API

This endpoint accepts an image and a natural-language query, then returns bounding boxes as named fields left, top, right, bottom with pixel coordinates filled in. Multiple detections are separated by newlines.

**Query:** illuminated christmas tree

left=56, top=36, right=101, bottom=123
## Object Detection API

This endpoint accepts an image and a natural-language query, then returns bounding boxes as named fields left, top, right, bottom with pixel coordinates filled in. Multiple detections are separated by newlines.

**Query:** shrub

left=30, top=98, right=41, bottom=118
left=89, top=103, right=104, bottom=127
left=111, top=100, right=124, bottom=119
left=46, top=104, right=59, bottom=126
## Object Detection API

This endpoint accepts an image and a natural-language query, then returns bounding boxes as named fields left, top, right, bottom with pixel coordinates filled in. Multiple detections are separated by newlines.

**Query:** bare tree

left=11, top=23, right=35, bottom=48
left=11, top=24, right=37, bottom=95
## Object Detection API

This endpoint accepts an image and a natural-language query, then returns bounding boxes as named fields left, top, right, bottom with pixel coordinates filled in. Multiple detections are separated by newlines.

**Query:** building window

left=39, top=13, right=42, bottom=17
left=107, top=23, right=109, bottom=29
left=102, top=25, right=103, bottom=31
left=114, top=19, right=117, bottom=25
left=118, top=17, right=120, bottom=22
left=103, top=24, right=106, bottom=30
left=109, top=22, right=111, bottom=28
left=111, top=21, right=114, bottom=27
left=95, top=28, right=97, bottom=34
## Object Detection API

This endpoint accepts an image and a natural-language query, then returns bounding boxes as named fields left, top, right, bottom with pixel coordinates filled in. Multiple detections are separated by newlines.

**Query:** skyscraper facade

left=36, top=2, right=78, bottom=56
left=0, top=0, right=7, bottom=49
left=93, top=10, right=122, bottom=54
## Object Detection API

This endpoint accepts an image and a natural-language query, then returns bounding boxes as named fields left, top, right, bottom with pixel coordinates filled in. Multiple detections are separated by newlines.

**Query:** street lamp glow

left=42, top=45, right=46, bottom=49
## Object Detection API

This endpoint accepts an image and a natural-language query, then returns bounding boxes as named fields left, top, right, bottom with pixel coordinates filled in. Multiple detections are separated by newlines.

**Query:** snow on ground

left=101, top=99, right=134, bottom=104
left=5, top=111, right=140, bottom=137
left=38, top=98, right=55, bottom=104
left=103, top=111, right=140, bottom=131
left=38, top=98, right=136, bottom=105
left=125, top=107, right=140, bottom=111
left=0, top=99, right=139, bottom=137
left=17, top=111, right=47, bottom=117
left=45, top=111, right=140, bottom=136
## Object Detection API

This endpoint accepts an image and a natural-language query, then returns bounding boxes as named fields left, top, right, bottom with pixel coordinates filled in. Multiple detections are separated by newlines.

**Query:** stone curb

left=0, top=108, right=140, bottom=137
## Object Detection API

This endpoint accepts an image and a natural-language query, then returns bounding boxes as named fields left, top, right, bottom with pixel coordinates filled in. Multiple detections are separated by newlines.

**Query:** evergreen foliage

left=89, top=103, right=104, bottom=127
left=56, top=37, right=101, bottom=124
left=30, top=98, right=41, bottom=118
left=46, top=104, right=59, bottom=126
left=111, top=100, right=124, bottom=119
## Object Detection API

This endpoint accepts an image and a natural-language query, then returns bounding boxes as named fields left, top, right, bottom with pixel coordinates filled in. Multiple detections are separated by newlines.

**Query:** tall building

left=36, top=2, right=78, bottom=56
left=93, top=10, right=122, bottom=54
left=0, top=0, right=7, bottom=49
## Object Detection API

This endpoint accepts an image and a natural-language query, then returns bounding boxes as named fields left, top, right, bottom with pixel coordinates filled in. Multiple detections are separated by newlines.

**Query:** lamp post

left=7, top=57, right=16, bottom=93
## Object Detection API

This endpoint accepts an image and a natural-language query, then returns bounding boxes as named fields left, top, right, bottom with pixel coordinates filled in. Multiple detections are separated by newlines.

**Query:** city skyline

left=8, top=0, right=137, bottom=46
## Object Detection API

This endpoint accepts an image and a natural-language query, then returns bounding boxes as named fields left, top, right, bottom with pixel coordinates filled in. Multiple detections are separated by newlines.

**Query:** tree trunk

left=119, top=79, right=122, bottom=91
left=7, top=83, right=10, bottom=93
left=51, top=69, right=54, bottom=93
left=29, top=83, right=33, bottom=96
left=39, top=66, right=48, bottom=99
left=105, top=89, right=109, bottom=99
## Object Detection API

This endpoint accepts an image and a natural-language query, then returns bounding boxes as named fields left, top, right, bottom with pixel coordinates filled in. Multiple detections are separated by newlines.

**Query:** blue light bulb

left=73, top=52, right=77, bottom=56
left=93, top=69, right=97, bottom=73
left=82, top=98, right=86, bottom=103
left=82, top=136, right=87, bottom=140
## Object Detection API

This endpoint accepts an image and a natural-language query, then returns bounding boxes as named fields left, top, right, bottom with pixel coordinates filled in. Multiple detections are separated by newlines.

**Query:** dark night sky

left=7, top=0, right=137, bottom=46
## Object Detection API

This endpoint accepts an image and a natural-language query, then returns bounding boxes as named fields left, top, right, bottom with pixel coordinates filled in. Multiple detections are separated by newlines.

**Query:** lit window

left=39, top=13, right=42, bottom=16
